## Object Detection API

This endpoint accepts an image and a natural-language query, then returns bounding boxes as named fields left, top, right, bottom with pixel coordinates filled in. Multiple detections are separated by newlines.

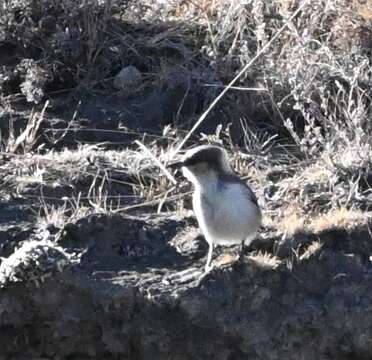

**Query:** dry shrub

left=0, top=0, right=127, bottom=101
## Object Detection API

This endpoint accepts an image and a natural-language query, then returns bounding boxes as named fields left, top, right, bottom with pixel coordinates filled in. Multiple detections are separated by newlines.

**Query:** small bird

left=168, top=145, right=261, bottom=272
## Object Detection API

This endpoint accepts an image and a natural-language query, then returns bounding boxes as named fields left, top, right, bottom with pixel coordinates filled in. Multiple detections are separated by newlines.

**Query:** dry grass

left=1, top=0, right=372, bottom=254
left=38, top=200, right=89, bottom=231
left=307, top=207, right=371, bottom=233
left=277, top=205, right=306, bottom=238
left=299, top=241, right=323, bottom=261
left=273, top=206, right=371, bottom=240
left=248, top=251, right=281, bottom=270
left=4, top=101, right=48, bottom=153
left=354, top=0, right=372, bottom=20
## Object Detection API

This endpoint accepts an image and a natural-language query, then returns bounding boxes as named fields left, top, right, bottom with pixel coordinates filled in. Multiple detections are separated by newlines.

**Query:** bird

left=168, top=145, right=261, bottom=272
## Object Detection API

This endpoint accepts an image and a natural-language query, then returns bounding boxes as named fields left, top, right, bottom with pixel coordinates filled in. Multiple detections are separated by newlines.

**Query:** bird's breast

left=192, top=183, right=261, bottom=245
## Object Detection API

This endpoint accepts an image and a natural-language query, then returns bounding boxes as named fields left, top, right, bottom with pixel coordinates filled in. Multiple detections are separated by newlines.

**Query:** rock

left=0, top=237, right=77, bottom=288
left=0, top=213, right=372, bottom=359
left=113, top=65, right=142, bottom=94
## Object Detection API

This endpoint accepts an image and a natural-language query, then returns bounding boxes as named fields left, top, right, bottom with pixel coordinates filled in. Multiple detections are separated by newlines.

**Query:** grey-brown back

left=217, top=173, right=259, bottom=206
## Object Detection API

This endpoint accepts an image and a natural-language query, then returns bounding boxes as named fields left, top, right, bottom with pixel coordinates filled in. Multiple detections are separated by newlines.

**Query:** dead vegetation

left=0, top=0, right=372, bottom=264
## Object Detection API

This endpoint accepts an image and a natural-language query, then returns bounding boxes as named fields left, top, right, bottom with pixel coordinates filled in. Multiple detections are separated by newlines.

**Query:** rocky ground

left=1, top=0, right=372, bottom=359
left=1, top=210, right=372, bottom=360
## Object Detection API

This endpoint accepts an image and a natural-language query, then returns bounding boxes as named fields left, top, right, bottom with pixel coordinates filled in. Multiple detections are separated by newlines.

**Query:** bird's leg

left=239, top=240, right=246, bottom=262
left=205, top=242, right=214, bottom=272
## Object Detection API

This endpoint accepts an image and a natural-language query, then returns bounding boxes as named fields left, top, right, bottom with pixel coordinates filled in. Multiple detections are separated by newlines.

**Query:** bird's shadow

left=60, top=212, right=207, bottom=274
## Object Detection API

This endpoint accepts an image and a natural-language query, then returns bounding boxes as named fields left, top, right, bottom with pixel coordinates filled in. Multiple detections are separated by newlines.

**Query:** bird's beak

left=166, top=160, right=184, bottom=170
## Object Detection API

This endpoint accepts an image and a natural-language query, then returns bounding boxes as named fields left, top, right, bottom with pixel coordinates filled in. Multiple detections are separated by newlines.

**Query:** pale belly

left=193, top=186, right=261, bottom=247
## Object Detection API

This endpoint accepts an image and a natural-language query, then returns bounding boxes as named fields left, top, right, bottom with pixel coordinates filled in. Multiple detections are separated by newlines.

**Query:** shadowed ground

left=1, top=212, right=372, bottom=360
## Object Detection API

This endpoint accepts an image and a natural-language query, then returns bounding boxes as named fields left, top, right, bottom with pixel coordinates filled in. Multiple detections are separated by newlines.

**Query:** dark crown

left=182, top=145, right=225, bottom=168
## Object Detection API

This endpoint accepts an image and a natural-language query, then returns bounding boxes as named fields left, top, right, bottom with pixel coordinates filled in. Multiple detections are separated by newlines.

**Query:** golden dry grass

left=248, top=251, right=281, bottom=270
left=299, top=241, right=323, bottom=261
left=276, top=205, right=371, bottom=237
left=307, top=207, right=371, bottom=233
left=277, top=205, right=306, bottom=237
left=353, top=0, right=372, bottom=20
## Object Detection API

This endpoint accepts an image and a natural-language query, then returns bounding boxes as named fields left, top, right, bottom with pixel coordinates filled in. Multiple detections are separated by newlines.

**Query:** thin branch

left=135, top=140, right=177, bottom=185
left=172, top=0, right=309, bottom=157
left=113, top=191, right=192, bottom=213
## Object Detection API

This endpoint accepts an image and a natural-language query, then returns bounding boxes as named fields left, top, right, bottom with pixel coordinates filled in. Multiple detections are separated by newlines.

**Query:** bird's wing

left=244, top=184, right=258, bottom=206
left=219, top=173, right=259, bottom=206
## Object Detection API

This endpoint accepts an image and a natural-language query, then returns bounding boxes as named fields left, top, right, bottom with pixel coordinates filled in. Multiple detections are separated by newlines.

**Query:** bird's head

left=167, top=145, right=232, bottom=186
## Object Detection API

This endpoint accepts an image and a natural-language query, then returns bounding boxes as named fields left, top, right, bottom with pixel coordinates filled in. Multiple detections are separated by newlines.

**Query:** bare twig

left=172, top=0, right=309, bottom=157
left=113, top=191, right=192, bottom=213
left=202, top=84, right=268, bottom=92
left=135, top=140, right=177, bottom=185
left=7, top=100, right=49, bottom=153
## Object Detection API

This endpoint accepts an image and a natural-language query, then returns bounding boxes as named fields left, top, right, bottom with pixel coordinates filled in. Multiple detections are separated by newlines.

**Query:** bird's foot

left=204, top=263, right=214, bottom=273
left=236, top=241, right=246, bottom=264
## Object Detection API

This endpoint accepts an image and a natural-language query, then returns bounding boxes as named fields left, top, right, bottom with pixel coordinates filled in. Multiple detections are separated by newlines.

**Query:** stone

left=113, top=65, right=142, bottom=94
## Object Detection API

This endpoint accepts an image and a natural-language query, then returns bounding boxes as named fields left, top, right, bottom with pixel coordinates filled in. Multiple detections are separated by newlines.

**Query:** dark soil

left=1, top=213, right=372, bottom=360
